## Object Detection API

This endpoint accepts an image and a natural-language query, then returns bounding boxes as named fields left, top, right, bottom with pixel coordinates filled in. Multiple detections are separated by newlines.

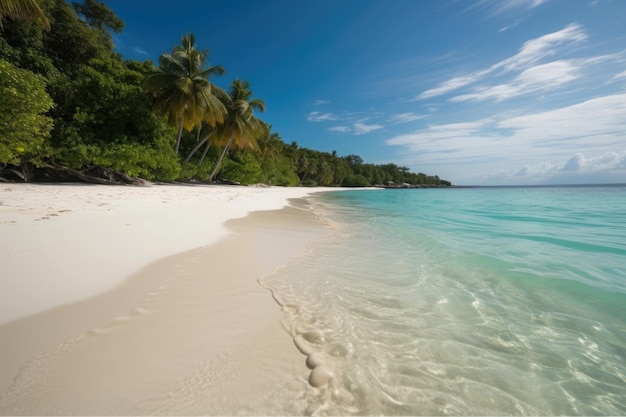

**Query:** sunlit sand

left=0, top=183, right=338, bottom=414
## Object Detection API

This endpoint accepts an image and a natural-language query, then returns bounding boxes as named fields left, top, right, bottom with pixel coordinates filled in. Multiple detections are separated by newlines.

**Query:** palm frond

left=0, top=0, right=50, bottom=29
left=142, top=33, right=227, bottom=142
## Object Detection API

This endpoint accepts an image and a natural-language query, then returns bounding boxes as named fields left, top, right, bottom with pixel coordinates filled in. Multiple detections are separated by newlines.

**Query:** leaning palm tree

left=257, top=124, right=285, bottom=159
left=0, top=0, right=50, bottom=29
left=143, top=34, right=228, bottom=155
left=183, top=121, right=214, bottom=164
left=208, top=79, right=266, bottom=182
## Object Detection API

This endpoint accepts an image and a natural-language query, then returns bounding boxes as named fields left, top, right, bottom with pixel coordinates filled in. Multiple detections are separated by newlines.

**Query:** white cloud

left=516, top=60, right=579, bottom=85
left=386, top=119, right=493, bottom=149
left=133, top=47, right=148, bottom=56
left=329, top=126, right=351, bottom=133
left=494, top=23, right=587, bottom=73
left=499, top=19, right=523, bottom=33
left=354, top=123, right=384, bottom=135
left=561, top=153, right=586, bottom=171
left=496, top=92, right=626, bottom=144
left=493, top=0, right=551, bottom=13
left=419, top=73, right=486, bottom=100
left=556, top=152, right=626, bottom=172
left=613, top=70, right=626, bottom=81
left=452, top=60, right=580, bottom=102
left=386, top=93, right=626, bottom=184
left=511, top=151, right=626, bottom=180
left=312, top=99, right=330, bottom=106
left=307, top=111, right=336, bottom=122
left=418, top=23, right=587, bottom=100
left=445, top=150, right=625, bottom=185
left=328, top=123, right=384, bottom=135
left=388, top=112, right=427, bottom=123
left=463, top=0, right=552, bottom=17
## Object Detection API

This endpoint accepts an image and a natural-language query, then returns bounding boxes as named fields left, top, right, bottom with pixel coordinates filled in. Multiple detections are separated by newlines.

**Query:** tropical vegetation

left=0, top=0, right=451, bottom=187
left=0, top=0, right=49, bottom=29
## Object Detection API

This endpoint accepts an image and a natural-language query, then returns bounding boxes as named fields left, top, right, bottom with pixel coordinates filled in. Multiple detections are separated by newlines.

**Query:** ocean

left=263, top=185, right=626, bottom=415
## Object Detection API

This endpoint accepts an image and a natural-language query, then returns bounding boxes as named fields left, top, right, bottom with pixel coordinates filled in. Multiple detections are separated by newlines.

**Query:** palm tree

left=208, top=79, right=266, bottom=182
left=143, top=34, right=228, bottom=155
left=183, top=121, right=214, bottom=164
left=257, top=125, right=284, bottom=159
left=0, top=0, right=50, bottom=29
left=316, top=158, right=333, bottom=185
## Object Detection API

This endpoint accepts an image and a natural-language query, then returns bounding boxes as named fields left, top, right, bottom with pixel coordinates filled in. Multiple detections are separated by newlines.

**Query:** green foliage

left=72, top=0, right=123, bottom=36
left=179, top=162, right=200, bottom=181
left=0, top=59, right=53, bottom=165
left=47, top=56, right=178, bottom=177
left=342, top=174, right=370, bottom=187
left=59, top=58, right=168, bottom=146
left=50, top=134, right=100, bottom=168
left=0, top=1, right=183, bottom=180
left=220, top=151, right=262, bottom=185
left=259, top=155, right=300, bottom=186
left=40, top=0, right=113, bottom=76
left=94, top=142, right=180, bottom=181
left=207, top=79, right=266, bottom=181
left=178, top=160, right=215, bottom=182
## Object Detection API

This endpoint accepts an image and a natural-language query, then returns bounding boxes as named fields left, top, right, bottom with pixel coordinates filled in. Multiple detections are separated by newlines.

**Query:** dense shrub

left=0, top=59, right=53, bottom=165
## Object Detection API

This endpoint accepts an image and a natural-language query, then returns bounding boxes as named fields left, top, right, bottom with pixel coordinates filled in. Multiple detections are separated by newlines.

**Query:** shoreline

left=0, top=183, right=342, bottom=413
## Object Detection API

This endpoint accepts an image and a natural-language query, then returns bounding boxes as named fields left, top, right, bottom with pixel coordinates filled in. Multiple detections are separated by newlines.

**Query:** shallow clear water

left=265, top=185, right=626, bottom=415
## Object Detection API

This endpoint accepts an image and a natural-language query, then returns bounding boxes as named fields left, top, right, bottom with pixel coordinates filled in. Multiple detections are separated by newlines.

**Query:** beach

left=0, top=183, right=337, bottom=414
left=2, top=184, right=625, bottom=415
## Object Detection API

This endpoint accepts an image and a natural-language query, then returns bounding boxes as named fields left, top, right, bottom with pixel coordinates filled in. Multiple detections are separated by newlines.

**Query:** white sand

left=0, top=183, right=341, bottom=414
left=0, top=183, right=334, bottom=324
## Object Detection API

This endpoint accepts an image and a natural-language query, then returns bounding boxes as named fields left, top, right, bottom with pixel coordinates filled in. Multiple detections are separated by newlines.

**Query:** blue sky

left=105, top=0, right=626, bottom=185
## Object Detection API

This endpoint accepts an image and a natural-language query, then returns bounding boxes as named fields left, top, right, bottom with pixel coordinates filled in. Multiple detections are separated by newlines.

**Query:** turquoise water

left=265, top=185, right=626, bottom=415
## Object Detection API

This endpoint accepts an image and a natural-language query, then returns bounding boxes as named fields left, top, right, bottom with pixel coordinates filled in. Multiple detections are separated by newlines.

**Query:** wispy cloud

left=309, top=108, right=388, bottom=135
left=354, top=123, right=384, bottom=135
left=388, top=112, right=427, bottom=123
left=386, top=93, right=626, bottom=183
left=329, top=126, right=351, bottom=133
left=451, top=60, right=580, bottom=102
left=464, top=0, right=553, bottom=17
left=133, top=47, right=149, bottom=56
left=494, top=23, right=587, bottom=72
left=312, top=99, right=330, bottom=106
left=491, top=0, right=551, bottom=14
left=307, top=111, right=336, bottom=122
left=419, top=73, right=486, bottom=100
left=390, top=93, right=626, bottom=153
left=613, top=70, right=626, bottom=80
left=418, top=23, right=587, bottom=100
left=329, top=123, right=384, bottom=135
left=499, top=19, right=523, bottom=33
left=496, top=93, right=626, bottom=144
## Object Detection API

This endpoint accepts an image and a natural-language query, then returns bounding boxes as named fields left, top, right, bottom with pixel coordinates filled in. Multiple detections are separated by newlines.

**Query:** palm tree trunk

left=183, top=137, right=207, bottom=163
left=174, top=116, right=184, bottom=155
left=198, top=141, right=211, bottom=165
left=209, top=138, right=232, bottom=182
